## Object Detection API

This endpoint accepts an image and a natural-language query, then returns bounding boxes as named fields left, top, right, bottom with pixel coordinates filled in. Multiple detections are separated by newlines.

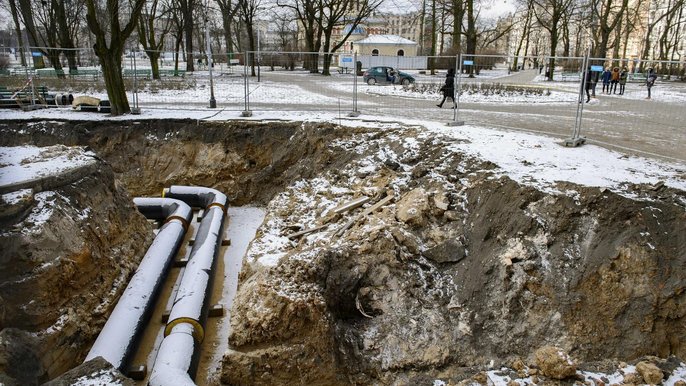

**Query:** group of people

left=584, top=66, right=658, bottom=102
left=600, top=67, right=628, bottom=95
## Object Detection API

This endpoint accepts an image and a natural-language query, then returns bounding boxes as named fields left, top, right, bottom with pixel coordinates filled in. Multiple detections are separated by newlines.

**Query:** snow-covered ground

left=0, top=144, right=96, bottom=187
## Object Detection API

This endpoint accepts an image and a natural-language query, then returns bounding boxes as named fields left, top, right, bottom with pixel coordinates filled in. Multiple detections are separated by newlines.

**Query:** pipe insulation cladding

left=85, top=198, right=192, bottom=371
left=149, top=186, right=228, bottom=386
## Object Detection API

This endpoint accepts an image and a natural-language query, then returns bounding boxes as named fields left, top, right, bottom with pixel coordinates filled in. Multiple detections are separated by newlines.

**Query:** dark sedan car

left=362, top=66, right=415, bottom=86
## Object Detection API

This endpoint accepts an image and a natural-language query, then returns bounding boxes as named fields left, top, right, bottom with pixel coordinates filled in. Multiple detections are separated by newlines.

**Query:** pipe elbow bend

left=133, top=197, right=193, bottom=225
left=163, top=185, right=228, bottom=211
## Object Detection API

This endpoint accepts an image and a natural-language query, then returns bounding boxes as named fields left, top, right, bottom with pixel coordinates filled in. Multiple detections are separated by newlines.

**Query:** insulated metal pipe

left=85, top=198, right=192, bottom=371
left=149, top=186, right=227, bottom=386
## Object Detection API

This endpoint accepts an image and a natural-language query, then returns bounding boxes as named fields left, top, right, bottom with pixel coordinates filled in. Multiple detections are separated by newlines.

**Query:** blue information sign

left=31, top=51, right=42, bottom=57
left=342, top=57, right=353, bottom=63
left=591, top=65, right=604, bottom=72
left=463, top=60, right=474, bottom=65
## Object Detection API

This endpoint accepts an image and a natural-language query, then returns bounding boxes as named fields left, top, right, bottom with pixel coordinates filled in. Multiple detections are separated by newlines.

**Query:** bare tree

left=238, top=0, right=262, bottom=75
left=54, top=0, right=80, bottom=71
left=16, top=0, right=46, bottom=68
left=639, top=0, right=684, bottom=69
left=7, top=0, right=26, bottom=66
left=532, top=0, right=576, bottom=80
left=318, top=0, right=383, bottom=75
left=138, top=0, right=173, bottom=79
left=85, top=0, right=146, bottom=116
left=450, top=0, right=465, bottom=53
left=179, top=0, right=196, bottom=71
left=277, top=0, right=323, bottom=72
left=512, top=0, right=534, bottom=70
left=216, top=0, right=241, bottom=56
left=590, top=0, right=629, bottom=58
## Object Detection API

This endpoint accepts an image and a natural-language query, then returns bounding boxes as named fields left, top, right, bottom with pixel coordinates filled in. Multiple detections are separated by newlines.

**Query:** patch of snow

left=0, top=145, right=96, bottom=187
left=71, top=369, right=124, bottom=386
left=664, top=364, right=686, bottom=385
left=1, top=188, right=32, bottom=205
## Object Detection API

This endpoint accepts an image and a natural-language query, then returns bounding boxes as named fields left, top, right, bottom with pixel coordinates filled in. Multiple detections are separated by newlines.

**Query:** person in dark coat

left=584, top=66, right=594, bottom=103
left=437, top=68, right=456, bottom=108
left=646, top=68, right=658, bottom=99
left=601, top=67, right=612, bottom=94
left=618, top=67, right=628, bottom=95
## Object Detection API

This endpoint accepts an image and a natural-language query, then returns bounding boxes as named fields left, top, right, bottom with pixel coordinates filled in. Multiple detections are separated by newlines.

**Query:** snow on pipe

left=149, top=186, right=227, bottom=386
left=85, top=198, right=192, bottom=371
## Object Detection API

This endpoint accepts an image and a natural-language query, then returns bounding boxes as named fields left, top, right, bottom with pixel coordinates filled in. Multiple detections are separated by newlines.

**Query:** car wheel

left=401, top=78, right=411, bottom=86
left=367, top=78, right=376, bottom=85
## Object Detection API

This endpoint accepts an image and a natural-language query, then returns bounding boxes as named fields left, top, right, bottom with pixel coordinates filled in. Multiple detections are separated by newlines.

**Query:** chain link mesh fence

left=1, top=47, right=684, bottom=158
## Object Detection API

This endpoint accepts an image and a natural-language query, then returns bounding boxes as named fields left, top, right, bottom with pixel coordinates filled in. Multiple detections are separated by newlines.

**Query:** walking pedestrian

left=610, top=67, right=620, bottom=94
left=646, top=68, right=658, bottom=99
left=437, top=68, right=456, bottom=108
left=584, top=66, right=593, bottom=103
left=601, top=67, right=611, bottom=94
left=618, top=67, right=628, bottom=95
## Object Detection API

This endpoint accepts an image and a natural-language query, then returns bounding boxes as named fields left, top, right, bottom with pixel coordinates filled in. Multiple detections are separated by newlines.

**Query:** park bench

left=628, top=73, right=647, bottom=83
left=70, top=69, right=100, bottom=79
left=123, top=68, right=152, bottom=78
left=560, top=72, right=580, bottom=81
left=36, top=68, right=66, bottom=78
left=159, top=69, right=186, bottom=77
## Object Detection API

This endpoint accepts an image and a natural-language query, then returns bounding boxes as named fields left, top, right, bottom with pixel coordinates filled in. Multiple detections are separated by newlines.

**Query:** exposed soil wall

left=1, top=119, right=684, bottom=385
left=0, top=150, right=151, bottom=384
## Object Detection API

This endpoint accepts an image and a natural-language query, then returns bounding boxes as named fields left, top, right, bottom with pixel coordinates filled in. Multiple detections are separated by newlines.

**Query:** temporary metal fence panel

left=2, top=46, right=684, bottom=160
left=242, top=51, right=356, bottom=116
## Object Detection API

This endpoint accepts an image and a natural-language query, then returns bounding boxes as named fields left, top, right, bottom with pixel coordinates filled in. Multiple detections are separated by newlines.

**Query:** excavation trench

left=0, top=119, right=684, bottom=385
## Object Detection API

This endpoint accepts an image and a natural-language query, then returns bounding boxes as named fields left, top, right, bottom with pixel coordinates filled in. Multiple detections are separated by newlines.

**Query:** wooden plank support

left=332, top=196, right=371, bottom=214
left=335, top=194, right=395, bottom=237
left=287, top=224, right=329, bottom=239
left=196, top=209, right=204, bottom=222
left=222, top=238, right=231, bottom=246
left=209, top=304, right=224, bottom=317
left=128, top=365, right=147, bottom=380
left=173, top=258, right=188, bottom=267
left=188, top=239, right=195, bottom=246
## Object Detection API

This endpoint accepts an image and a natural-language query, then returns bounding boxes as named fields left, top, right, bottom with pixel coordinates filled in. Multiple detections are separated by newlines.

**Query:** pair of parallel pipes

left=85, top=186, right=228, bottom=386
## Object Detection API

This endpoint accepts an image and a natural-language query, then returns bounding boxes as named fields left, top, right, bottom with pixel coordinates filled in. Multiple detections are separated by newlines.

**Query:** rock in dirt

left=395, top=188, right=430, bottom=226
left=635, top=361, right=663, bottom=384
left=534, top=346, right=577, bottom=380
left=42, top=357, right=134, bottom=386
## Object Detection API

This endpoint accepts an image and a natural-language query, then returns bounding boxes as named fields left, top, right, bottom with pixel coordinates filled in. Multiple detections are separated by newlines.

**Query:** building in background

left=352, top=34, right=418, bottom=56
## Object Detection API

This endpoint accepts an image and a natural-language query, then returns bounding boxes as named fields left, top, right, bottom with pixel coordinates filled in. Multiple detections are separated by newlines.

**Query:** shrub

left=405, top=82, right=551, bottom=97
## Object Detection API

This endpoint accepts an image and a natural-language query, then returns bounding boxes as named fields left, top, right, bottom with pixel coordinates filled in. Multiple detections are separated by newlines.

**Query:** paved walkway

left=142, top=70, right=686, bottom=163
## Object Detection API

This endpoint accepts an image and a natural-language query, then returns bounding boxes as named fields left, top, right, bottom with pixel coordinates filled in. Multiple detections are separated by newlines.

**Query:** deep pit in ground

left=1, top=119, right=685, bottom=386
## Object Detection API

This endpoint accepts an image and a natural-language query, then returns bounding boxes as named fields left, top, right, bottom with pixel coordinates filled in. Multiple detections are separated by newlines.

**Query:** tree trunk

left=100, top=54, right=130, bottom=116
left=548, top=22, right=558, bottom=81
left=430, top=0, right=437, bottom=74
left=182, top=0, right=195, bottom=72
left=321, top=29, right=333, bottom=76
left=466, top=0, right=477, bottom=77
left=513, top=6, right=532, bottom=71
left=8, top=0, right=26, bottom=66
left=451, top=0, right=464, bottom=53
left=54, top=0, right=77, bottom=71
left=247, top=23, right=256, bottom=76
left=148, top=51, right=161, bottom=79
left=175, top=34, right=182, bottom=71
left=17, top=0, right=45, bottom=68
